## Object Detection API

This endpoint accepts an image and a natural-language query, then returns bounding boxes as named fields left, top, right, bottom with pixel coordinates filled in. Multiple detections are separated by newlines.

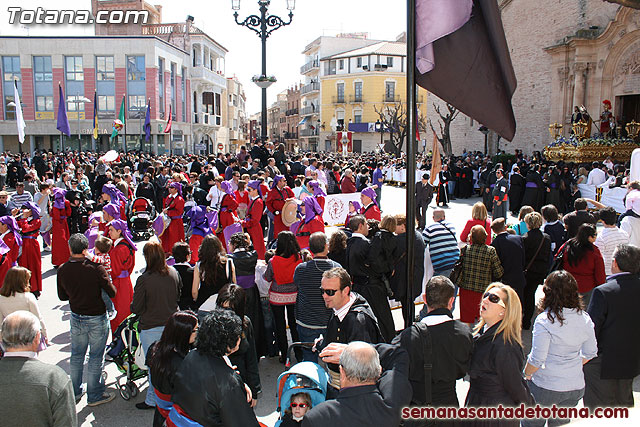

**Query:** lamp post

left=375, top=119, right=383, bottom=151
left=7, top=101, right=26, bottom=153
left=479, top=125, right=489, bottom=155
left=232, top=0, right=294, bottom=142
left=71, top=93, right=92, bottom=152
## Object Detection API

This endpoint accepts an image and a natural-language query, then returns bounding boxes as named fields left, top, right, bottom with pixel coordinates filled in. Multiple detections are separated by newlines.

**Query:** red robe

left=266, top=186, right=295, bottom=239
left=109, top=240, right=135, bottom=331
left=189, top=233, right=204, bottom=265
left=316, top=195, right=326, bottom=212
left=217, top=194, right=239, bottom=251
left=161, top=194, right=185, bottom=254
left=361, top=203, right=381, bottom=221
left=0, top=253, right=10, bottom=288
left=18, top=218, right=42, bottom=293
left=0, top=231, right=20, bottom=286
left=51, top=201, right=72, bottom=266
left=242, top=197, right=266, bottom=259
left=295, top=216, right=325, bottom=250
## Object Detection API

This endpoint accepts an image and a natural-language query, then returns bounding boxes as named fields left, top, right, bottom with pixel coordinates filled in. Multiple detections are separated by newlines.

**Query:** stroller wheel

left=128, top=382, right=139, bottom=398
left=119, top=383, right=132, bottom=400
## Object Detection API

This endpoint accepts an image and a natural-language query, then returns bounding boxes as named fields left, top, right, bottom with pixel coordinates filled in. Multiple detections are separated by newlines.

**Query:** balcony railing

left=332, top=95, right=346, bottom=104
left=194, top=112, right=221, bottom=126
left=300, top=59, right=319, bottom=74
left=190, top=66, right=226, bottom=89
left=301, top=82, right=320, bottom=95
left=349, top=94, right=363, bottom=103
left=284, top=132, right=298, bottom=139
left=382, top=94, right=401, bottom=103
left=300, top=105, right=317, bottom=116
left=300, top=128, right=319, bottom=137
left=285, top=108, right=299, bottom=116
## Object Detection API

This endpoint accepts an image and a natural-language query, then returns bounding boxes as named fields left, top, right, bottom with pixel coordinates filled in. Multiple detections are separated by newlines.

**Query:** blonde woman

left=512, top=205, right=534, bottom=236
left=0, top=267, right=47, bottom=345
left=465, top=283, right=534, bottom=425
left=460, top=202, right=491, bottom=245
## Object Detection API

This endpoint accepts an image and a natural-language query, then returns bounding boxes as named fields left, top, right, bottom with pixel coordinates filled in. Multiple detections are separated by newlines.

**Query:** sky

left=0, top=0, right=408, bottom=114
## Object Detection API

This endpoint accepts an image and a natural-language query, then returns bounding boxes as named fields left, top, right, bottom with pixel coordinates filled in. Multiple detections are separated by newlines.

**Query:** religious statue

left=598, top=99, right=614, bottom=137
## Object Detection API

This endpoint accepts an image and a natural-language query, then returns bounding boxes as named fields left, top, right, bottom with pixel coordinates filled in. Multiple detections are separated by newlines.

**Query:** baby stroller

left=274, top=343, right=329, bottom=427
left=105, top=314, right=148, bottom=400
left=128, top=197, right=156, bottom=241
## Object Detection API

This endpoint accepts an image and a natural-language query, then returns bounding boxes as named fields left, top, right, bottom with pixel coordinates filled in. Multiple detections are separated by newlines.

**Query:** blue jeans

left=70, top=313, right=109, bottom=403
left=140, top=326, right=165, bottom=406
left=521, top=381, right=584, bottom=427
left=296, top=325, right=326, bottom=363
left=260, top=298, right=278, bottom=356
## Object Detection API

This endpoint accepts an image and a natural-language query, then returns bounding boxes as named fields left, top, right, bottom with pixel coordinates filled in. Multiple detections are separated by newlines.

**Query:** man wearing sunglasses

left=315, top=267, right=383, bottom=398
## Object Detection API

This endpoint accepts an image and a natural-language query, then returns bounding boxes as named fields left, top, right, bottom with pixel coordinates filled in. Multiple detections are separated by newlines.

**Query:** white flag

left=13, top=80, right=25, bottom=144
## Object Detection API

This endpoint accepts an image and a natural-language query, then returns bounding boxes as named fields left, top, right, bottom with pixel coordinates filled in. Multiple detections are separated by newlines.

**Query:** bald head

left=1, top=311, right=41, bottom=351
left=339, top=341, right=381, bottom=386
left=433, top=208, right=445, bottom=222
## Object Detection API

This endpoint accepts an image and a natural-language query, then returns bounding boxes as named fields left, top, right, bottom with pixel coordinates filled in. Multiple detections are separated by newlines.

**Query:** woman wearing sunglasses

left=465, top=283, right=534, bottom=425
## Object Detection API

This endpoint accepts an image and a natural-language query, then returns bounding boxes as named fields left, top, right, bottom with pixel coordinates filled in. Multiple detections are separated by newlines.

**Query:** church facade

left=430, top=0, right=640, bottom=156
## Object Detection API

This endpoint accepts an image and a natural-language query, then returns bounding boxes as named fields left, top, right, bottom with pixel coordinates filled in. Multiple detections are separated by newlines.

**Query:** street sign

left=217, top=143, right=224, bottom=151
left=195, top=143, right=206, bottom=150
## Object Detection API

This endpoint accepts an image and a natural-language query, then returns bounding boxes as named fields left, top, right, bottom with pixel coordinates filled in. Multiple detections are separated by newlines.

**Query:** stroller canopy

left=276, top=361, right=329, bottom=413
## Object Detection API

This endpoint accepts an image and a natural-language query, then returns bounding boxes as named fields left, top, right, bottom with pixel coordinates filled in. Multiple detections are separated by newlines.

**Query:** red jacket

left=559, top=243, right=607, bottom=293
left=340, top=175, right=357, bottom=193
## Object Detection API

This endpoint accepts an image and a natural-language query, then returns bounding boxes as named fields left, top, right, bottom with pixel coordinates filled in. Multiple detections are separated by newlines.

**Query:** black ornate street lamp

left=232, top=0, right=294, bottom=142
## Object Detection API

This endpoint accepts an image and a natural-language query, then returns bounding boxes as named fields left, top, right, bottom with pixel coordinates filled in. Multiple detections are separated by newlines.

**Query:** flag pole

left=405, top=0, right=417, bottom=328
left=123, top=93, right=128, bottom=153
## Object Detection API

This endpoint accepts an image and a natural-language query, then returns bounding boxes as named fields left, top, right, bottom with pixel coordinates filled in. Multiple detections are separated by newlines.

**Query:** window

left=339, top=59, right=344, bottom=70
left=354, top=81, right=362, bottom=102
left=158, top=58, right=164, bottom=115
left=36, top=95, right=53, bottom=111
left=33, top=56, right=52, bottom=81
left=66, top=96, right=86, bottom=112
left=128, top=95, right=146, bottom=111
left=233, top=119, right=238, bottom=130
left=170, top=63, right=176, bottom=118
left=127, top=56, right=145, bottom=81
left=65, top=56, right=83, bottom=81
left=182, top=66, right=187, bottom=122
left=354, top=110, right=362, bottom=123
left=3, top=56, right=20, bottom=82
left=96, top=56, right=114, bottom=80
left=356, top=57, right=362, bottom=68
left=203, top=92, right=214, bottom=114
left=336, top=83, right=345, bottom=103
left=387, top=56, right=394, bottom=67
left=98, top=95, right=115, bottom=112
left=215, top=93, right=221, bottom=117
left=325, top=60, right=337, bottom=76
left=385, top=81, right=396, bottom=102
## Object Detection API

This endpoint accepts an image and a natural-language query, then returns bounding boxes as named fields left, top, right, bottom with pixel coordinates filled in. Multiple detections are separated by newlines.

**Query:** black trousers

left=583, top=357, right=634, bottom=409
left=270, top=303, right=299, bottom=358
left=417, top=203, right=429, bottom=230
left=523, top=272, right=545, bottom=329
left=354, top=278, right=395, bottom=343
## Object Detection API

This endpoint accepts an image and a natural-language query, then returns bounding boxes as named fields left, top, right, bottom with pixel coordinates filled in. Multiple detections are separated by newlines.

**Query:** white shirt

left=620, top=215, right=640, bottom=247
left=586, top=168, right=606, bottom=186
left=334, top=293, right=357, bottom=322
left=206, top=186, right=223, bottom=209
left=595, top=227, right=630, bottom=276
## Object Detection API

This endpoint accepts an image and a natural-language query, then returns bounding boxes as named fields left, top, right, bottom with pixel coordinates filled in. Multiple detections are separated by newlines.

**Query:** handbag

left=449, top=245, right=466, bottom=284
left=550, top=244, right=565, bottom=273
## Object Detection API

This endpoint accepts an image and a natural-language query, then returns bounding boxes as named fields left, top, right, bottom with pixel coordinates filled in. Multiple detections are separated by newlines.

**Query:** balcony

left=349, top=94, right=363, bottom=103
left=190, top=66, right=227, bottom=89
left=194, top=112, right=221, bottom=126
left=332, top=95, right=346, bottom=104
left=300, top=128, right=319, bottom=137
left=285, top=108, right=299, bottom=116
left=301, top=82, right=320, bottom=95
left=300, top=105, right=317, bottom=116
left=285, top=131, right=298, bottom=139
left=382, top=94, right=401, bottom=103
left=300, top=59, right=319, bottom=74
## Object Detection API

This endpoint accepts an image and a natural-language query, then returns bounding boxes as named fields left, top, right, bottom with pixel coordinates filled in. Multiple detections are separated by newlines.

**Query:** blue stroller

left=274, top=343, right=329, bottom=427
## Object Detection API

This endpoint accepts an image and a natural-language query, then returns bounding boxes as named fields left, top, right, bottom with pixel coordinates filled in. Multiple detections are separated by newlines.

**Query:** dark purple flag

left=56, top=84, right=70, bottom=136
left=144, top=100, right=151, bottom=142
left=416, top=0, right=517, bottom=141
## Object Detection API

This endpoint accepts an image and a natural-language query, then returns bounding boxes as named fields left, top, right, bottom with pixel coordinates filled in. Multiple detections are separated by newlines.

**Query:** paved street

left=33, top=185, right=639, bottom=426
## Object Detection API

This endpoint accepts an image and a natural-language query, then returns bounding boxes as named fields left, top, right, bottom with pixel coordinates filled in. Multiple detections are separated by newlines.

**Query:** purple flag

left=144, top=100, right=151, bottom=142
left=56, top=84, right=70, bottom=136
left=416, top=0, right=473, bottom=74
left=416, top=0, right=517, bottom=141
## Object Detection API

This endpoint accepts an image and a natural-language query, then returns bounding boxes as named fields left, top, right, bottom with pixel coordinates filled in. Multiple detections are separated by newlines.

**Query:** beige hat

left=0, top=191, right=8, bottom=197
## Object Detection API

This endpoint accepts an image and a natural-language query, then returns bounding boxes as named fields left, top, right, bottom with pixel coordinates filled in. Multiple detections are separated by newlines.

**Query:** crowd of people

left=0, top=140, right=638, bottom=427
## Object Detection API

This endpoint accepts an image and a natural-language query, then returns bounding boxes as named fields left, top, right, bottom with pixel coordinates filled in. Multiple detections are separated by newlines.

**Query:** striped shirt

left=422, top=220, right=460, bottom=272
left=8, top=191, right=33, bottom=211
left=293, top=257, right=340, bottom=329
left=595, top=226, right=629, bottom=276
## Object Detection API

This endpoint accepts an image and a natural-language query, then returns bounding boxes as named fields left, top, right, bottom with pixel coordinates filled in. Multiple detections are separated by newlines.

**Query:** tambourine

left=281, top=199, right=301, bottom=227
left=152, top=213, right=171, bottom=237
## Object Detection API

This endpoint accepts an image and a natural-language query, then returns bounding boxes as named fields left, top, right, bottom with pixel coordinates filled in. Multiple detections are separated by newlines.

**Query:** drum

left=152, top=213, right=171, bottom=237
left=281, top=199, right=300, bottom=227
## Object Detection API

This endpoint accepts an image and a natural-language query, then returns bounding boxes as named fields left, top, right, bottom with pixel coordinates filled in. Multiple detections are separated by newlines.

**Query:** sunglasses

left=483, top=292, right=506, bottom=308
left=291, top=403, right=308, bottom=409
left=320, top=288, right=338, bottom=296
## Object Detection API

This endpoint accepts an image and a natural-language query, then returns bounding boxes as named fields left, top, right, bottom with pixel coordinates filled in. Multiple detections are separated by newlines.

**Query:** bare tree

left=428, top=102, right=460, bottom=156
left=604, top=0, right=640, bottom=9
left=373, top=102, right=428, bottom=156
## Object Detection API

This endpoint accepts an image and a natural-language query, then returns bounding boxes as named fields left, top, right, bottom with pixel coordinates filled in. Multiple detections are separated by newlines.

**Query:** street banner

left=323, top=193, right=362, bottom=226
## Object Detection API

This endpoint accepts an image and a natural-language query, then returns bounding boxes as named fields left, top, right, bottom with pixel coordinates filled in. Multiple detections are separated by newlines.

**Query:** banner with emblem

left=323, top=192, right=362, bottom=226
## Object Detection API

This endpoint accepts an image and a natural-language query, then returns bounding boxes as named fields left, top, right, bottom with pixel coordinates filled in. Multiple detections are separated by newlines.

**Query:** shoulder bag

left=524, top=235, right=545, bottom=274
left=413, top=322, right=433, bottom=406
left=449, top=245, right=466, bottom=285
